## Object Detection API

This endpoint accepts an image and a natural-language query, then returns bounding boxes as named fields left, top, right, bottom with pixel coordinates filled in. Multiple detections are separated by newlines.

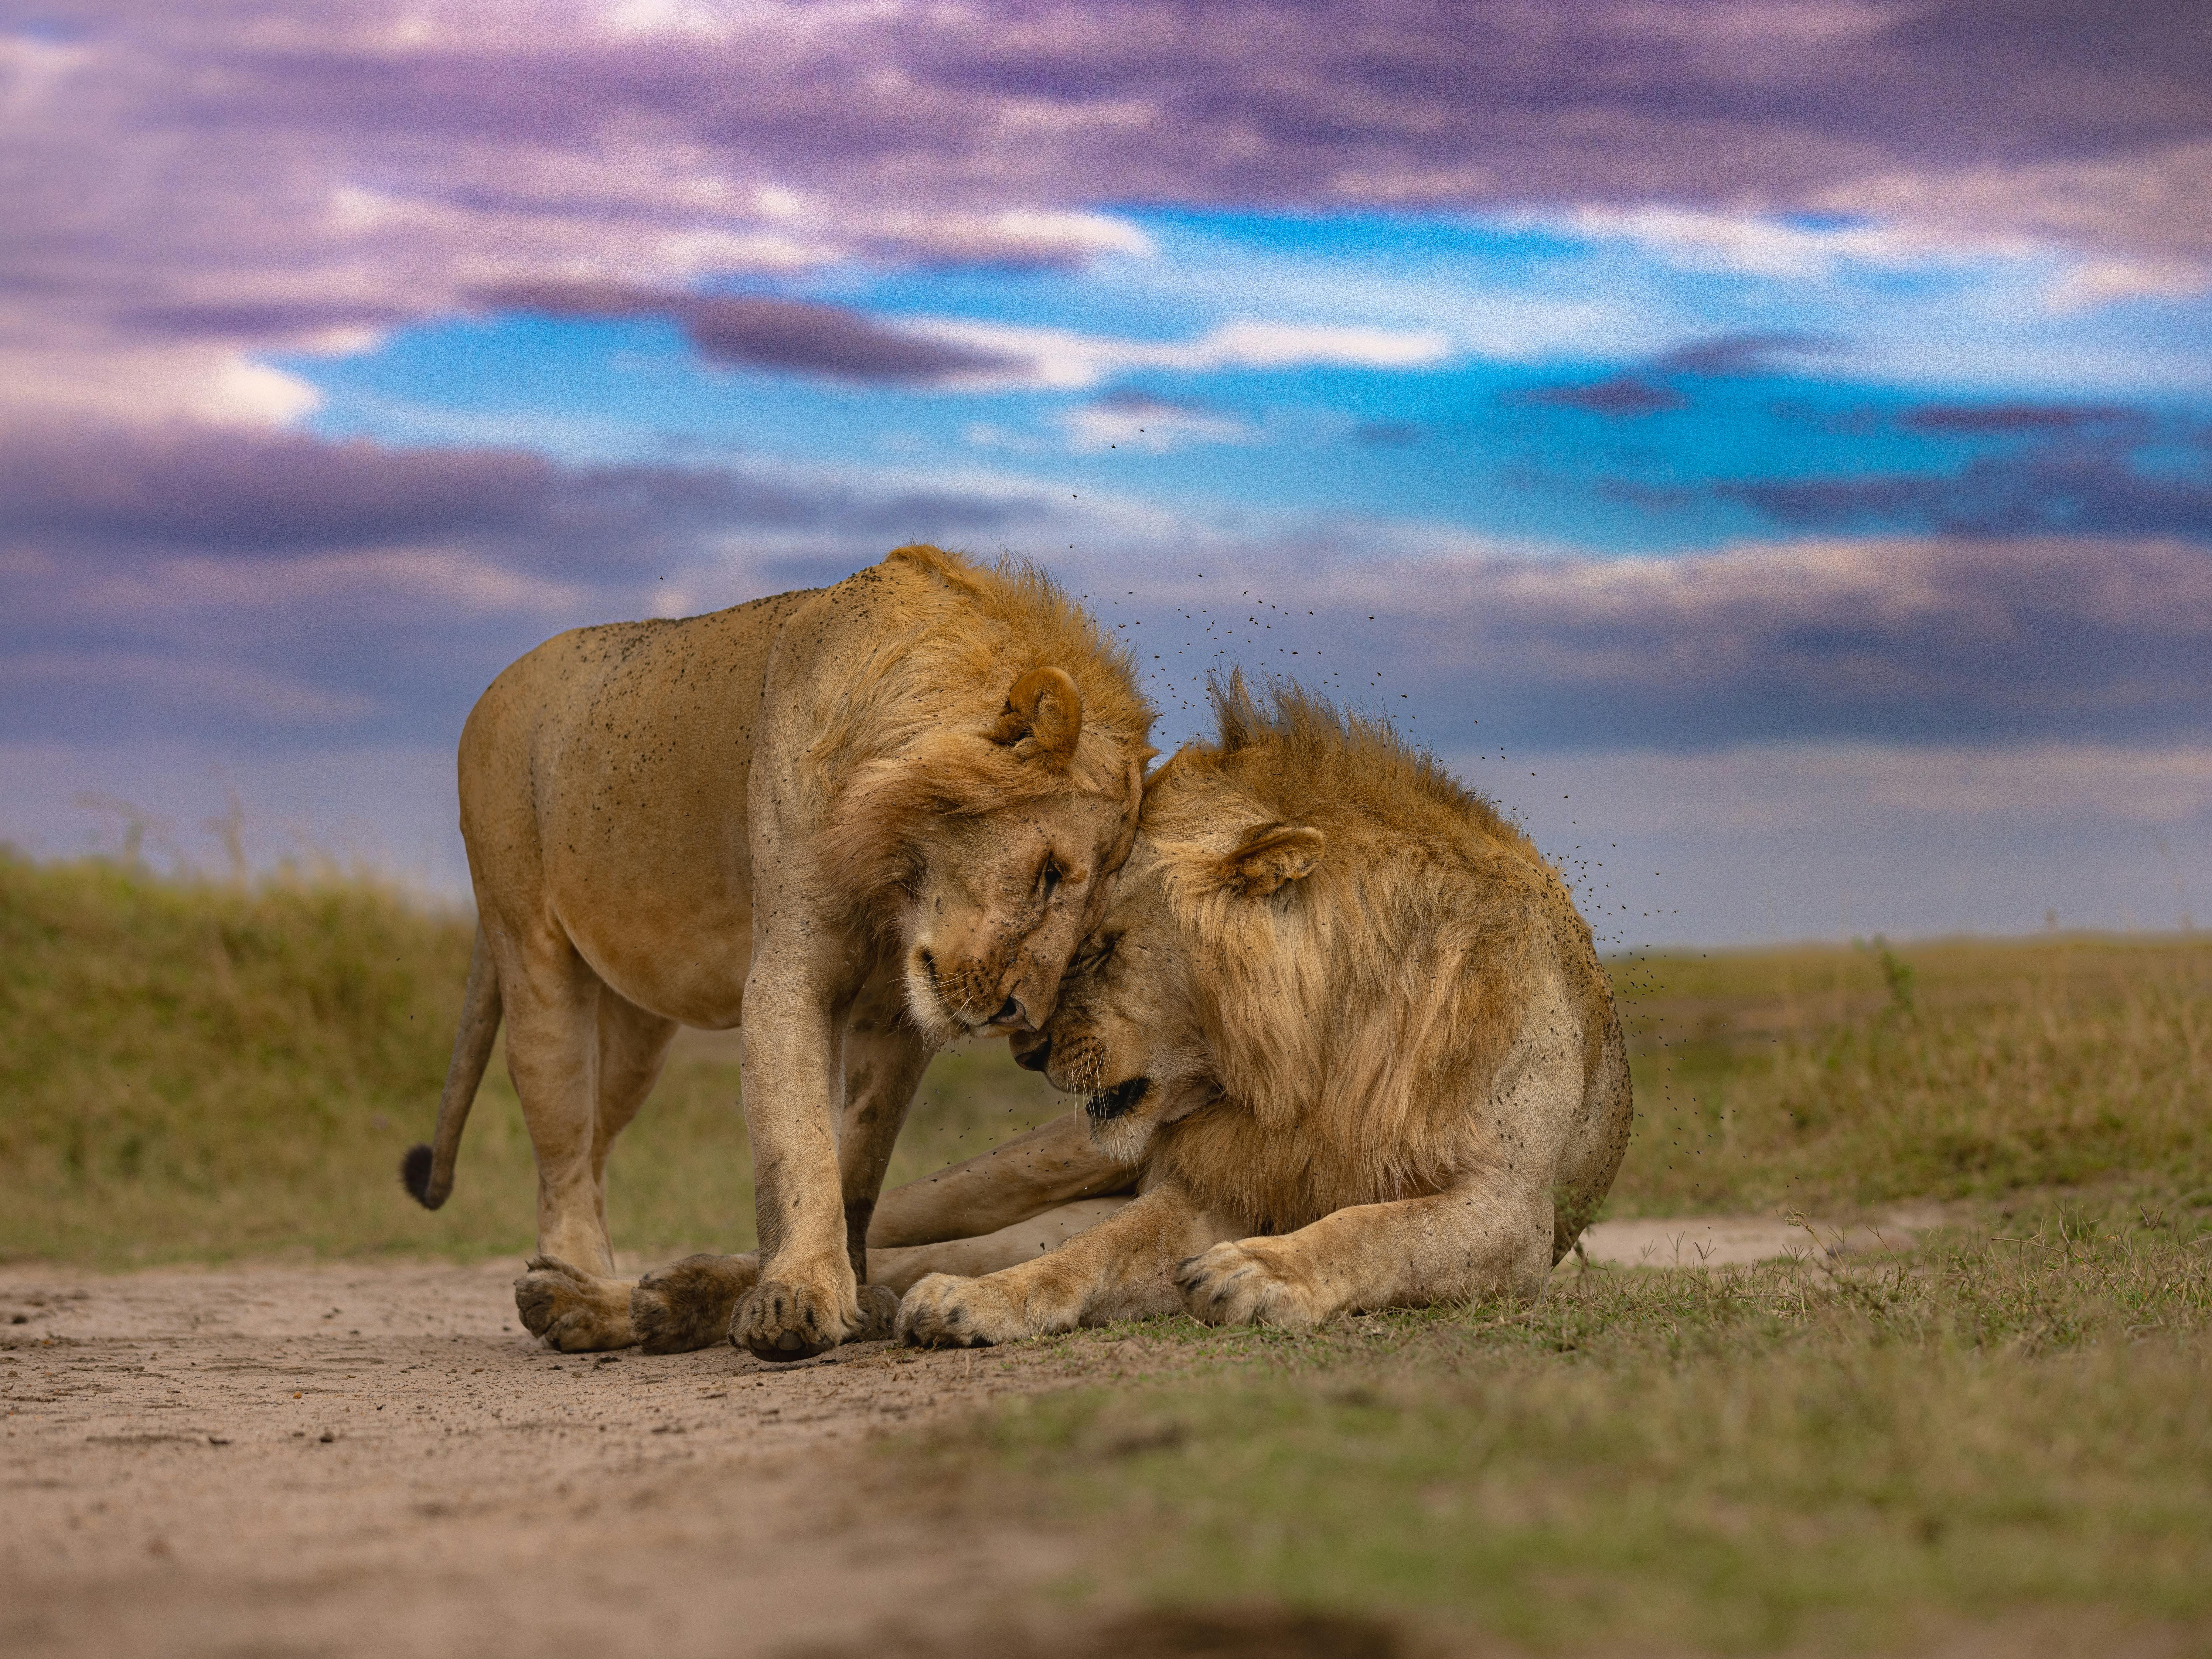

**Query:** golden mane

left=1145, top=676, right=1605, bottom=1233
left=812, top=545, right=1152, bottom=795
left=814, top=545, right=1156, bottom=918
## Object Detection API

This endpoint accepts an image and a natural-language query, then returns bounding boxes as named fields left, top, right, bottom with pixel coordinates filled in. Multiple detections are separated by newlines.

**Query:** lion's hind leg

left=514, top=1255, right=640, bottom=1352
left=868, top=1198, right=1132, bottom=1294
left=507, top=962, right=677, bottom=1351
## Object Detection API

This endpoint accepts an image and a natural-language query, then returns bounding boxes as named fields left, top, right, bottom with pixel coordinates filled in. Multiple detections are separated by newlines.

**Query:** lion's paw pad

left=729, top=1279, right=846, bottom=1361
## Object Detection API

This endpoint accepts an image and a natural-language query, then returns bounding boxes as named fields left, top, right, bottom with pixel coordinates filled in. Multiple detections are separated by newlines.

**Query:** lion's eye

left=1080, top=934, right=1118, bottom=972
left=1039, top=856, right=1063, bottom=896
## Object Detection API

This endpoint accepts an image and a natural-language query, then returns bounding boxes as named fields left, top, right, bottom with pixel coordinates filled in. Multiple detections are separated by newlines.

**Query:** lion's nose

left=989, top=996, right=1025, bottom=1028
left=1011, top=1033, right=1051, bottom=1072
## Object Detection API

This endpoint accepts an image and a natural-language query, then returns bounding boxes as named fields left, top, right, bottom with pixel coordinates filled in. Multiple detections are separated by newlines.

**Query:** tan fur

left=897, top=677, right=1632, bottom=1346
left=407, top=546, right=1151, bottom=1358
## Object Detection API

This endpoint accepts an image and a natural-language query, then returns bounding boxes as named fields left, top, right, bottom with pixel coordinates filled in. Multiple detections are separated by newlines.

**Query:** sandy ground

left=1578, top=1208, right=1932, bottom=1268
left=0, top=1259, right=1090, bottom=1659
left=0, top=1219, right=1927, bottom=1659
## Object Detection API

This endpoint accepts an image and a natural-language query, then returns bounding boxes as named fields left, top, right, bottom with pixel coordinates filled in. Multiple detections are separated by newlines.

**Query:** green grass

left=0, top=850, right=1073, bottom=1265
left=1611, top=935, right=2212, bottom=1217
left=949, top=1201, right=2212, bottom=1653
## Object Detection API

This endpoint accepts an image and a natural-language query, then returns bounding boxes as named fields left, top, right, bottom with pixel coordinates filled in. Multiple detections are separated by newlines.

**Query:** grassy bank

left=4, top=851, right=2207, bottom=1265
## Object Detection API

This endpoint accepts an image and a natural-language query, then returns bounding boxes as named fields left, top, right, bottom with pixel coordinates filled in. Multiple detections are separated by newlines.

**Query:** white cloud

left=908, top=316, right=1457, bottom=390
left=0, top=344, right=326, bottom=428
left=1545, top=204, right=1971, bottom=279
left=1812, top=142, right=2212, bottom=309
left=1058, top=398, right=1257, bottom=453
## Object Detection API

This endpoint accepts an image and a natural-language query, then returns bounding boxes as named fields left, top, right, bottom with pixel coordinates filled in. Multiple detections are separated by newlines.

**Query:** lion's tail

left=401, top=921, right=502, bottom=1211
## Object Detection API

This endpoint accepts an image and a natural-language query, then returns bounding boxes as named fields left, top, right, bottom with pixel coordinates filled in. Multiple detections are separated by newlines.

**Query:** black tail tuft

left=400, top=1143, right=436, bottom=1208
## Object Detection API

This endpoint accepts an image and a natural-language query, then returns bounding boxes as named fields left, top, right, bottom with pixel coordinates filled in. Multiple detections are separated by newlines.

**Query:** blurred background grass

left=0, top=850, right=1076, bottom=1266
left=4, top=849, right=2207, bottom=1266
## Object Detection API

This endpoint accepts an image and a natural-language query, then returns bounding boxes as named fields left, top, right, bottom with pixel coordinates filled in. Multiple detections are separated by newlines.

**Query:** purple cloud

left=4, top=0, right=2206, bottom=392
left=1900, top=403, right=2144, bottom=435
left=1516, top=375, right=1690, bottom=418
left=5, top=413, right=2203, bottom=755
left=1093, top=531, right=2212, bottom=750
left=0, top=419, right=1041, bottom=744
left=1722, top=439, right=2212, bottom=536
left=479, top=283, right=1029, bottom=382
left=1511, top=333, right=1845, bottom=418
left=1655, top=333, right=1849, bottom=376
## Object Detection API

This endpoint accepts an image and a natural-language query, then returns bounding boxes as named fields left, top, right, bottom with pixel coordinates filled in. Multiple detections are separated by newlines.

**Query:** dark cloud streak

left=478, top=283, right=1029, bottom=382
left=1724, top=439, right=2212, bottom=537
left=0, top=419, right=1036, bottom=743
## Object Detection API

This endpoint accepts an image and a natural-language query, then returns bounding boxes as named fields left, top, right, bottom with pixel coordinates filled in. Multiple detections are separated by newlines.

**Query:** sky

left=3, top=0, right=2209, bottom=945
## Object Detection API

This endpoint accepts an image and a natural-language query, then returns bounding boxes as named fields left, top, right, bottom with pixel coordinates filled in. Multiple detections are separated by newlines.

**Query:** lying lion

left=883, top=677, right=1633, bottom=1343
left=400, top=545, right=1151, bottom=1359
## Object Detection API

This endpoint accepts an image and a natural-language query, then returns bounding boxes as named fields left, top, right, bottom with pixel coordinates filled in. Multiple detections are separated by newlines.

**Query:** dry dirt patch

left=0, top=1259, right=1092, bottom=1659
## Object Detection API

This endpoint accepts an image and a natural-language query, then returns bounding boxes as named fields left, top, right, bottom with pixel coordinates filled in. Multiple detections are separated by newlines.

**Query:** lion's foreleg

left=1176, top=1168, right=1556, bottom=1331
left=730, top=949, right=866, bottom=1361
left=867, top=1197, right=1133, bottom=1294
left=832, top=968, right=936, bottom=1337
left=896, top=1184, right=1230, bottom=1347
left=867, top=1109, right=1137, bottom=1247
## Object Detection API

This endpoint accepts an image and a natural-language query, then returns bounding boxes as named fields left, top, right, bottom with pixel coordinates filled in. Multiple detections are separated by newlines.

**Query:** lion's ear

left=990, top=666, right=1083, bottom=765
left=1220, top=822, right=1324, bottom=897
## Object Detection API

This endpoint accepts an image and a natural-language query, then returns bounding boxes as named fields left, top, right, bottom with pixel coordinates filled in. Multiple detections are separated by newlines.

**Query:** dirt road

left=0, top=1220, right=1923, bottom=1659
left=0, top=1259, right=1088, bottom=1659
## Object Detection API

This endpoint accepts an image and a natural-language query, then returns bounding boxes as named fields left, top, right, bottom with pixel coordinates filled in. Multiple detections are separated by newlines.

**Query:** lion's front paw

left=894, top=1273, right=1033, bottom=1348
left=632, top=1253, right=759, bottom=1354
left=1174, top=1240, right=1328, bottom=1331
left=515, top=1255, right=637, bottom=1351
left=729, top=1276, right=850, bottom=1361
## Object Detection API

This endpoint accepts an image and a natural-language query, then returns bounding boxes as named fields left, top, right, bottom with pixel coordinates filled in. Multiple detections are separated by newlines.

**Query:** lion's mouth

left=1085, top=1076, right=1151, bottom=1123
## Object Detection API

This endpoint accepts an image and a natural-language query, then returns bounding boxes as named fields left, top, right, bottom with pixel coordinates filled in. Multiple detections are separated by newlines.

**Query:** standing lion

left=400, top=545, right=1152, bottom=1358
left=890, top=677, right=1632, bottom=1344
